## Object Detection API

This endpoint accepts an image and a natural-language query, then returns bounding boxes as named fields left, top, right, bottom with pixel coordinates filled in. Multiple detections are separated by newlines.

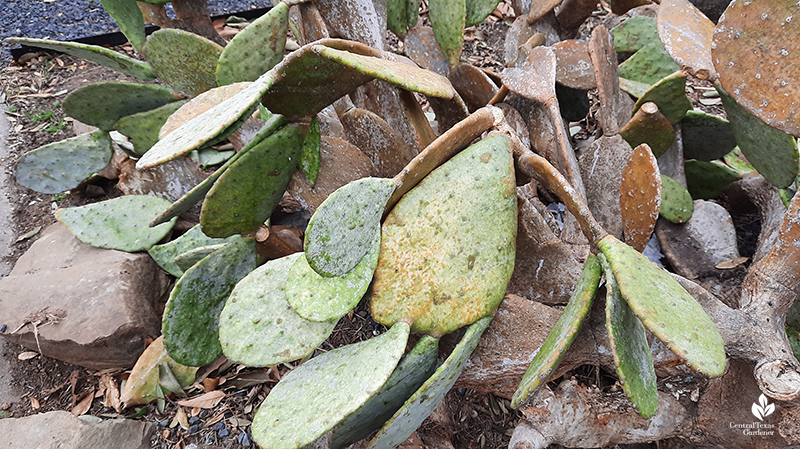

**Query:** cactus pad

left=684, top=159, right=740, bottom=199
left=370, top=134, right=516, bottom=336
left=304, top=178, right=396, bottom=277
left=218, top=253, right=337, bottom=367
left=511, top=256, right=601, bottom=408
left=367, top=317, right=491, bottom=449
left=620, top=144, right=662, bottom=252
left=610, top=16, right=659, bottom=53
left=56, top=195, right=176, bottom=252
left=162, top=237, right=262, bottom=366
left=144, top=29, right=223, bottom=97
left=633, top=71, right=692, bottom=124
left=216, top=2, right=289, bottom=86
left=159, top=83, right=250, bottom=139
left=387, top=0, right=420, bottom=35
left=330, top=335, right=439, bottom=449
left=252, top=322, right=410, bottom=449
left=148, top=225, right=238, bottom=277
left=598, top=235, right=726, bottom=377
left=659, top=175, right=693, bottom=223
left=429, top=0, right=465, bottom=68
left=119, top=337, right=197, bottom=406
left=657, top=0, right=716, bottom=80
left=602, top=254, right=659, bottom=418
left=174, top=244, right=227, bottom=272
left=287, top=228, right=380, bottom=322
left=100, top=0, right=147, bottom=53
left=723, top=148, right=755, bottom=175
left=63, top=82, right=177, bottom=132
left=3, top=38, right=155, bottom=80
left=15, top=130, right=112, bottom=194
left=681, top=110, right=737, bottom=161
left=618, top=41, right=681, bottom=87
left=200, top=122, right=306, bottom=238
left=716, top=83, right=799, bottom=188
left=620, top=102, right=675, bottom=158
left=300, top=116, right=321, bottom=185
left=114, top=100, right=186, bottom=156
left=465, top=0, right=500, bottom=27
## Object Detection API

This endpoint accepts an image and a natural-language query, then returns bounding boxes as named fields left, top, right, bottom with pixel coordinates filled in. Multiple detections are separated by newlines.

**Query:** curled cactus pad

left=370, top=134, right=517, bottom=336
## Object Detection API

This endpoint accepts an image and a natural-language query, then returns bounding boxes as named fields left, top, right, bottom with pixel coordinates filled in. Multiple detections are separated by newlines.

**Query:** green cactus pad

left=114, top=100, right=186, bottom=156
left=144, top=29, right=223, bottom=97
left=300, top=115, right=321, bottom=185
left=304, top=178, right=396, bottom=277
left=218, top=253, right=338, bottom=367
left=619, top=77, right=652, bottom=99
left=137, top=73, right=274, bottom=169
left=723, top=148, right=755, bottom=175
left=681, top=110, right=737, bottom=161
left=56, top=195, right=176, bottom=251
left=62, top=82, right=177, bottom=132
left=610, top=16, right=659, bottom=53
left=200, top=122, right=306, bottom=238
left=684, top=159, right=739, bottom=200
left=633, top=71, right=692, bottom=124
left=429, top=0, right=466, bottom=68
left=387, top=0, right=420, bottom=35
left=101, top=0, right=146, bottom=53
left=194, top=147, right=236, bottom=168
left=149, top=114, right=289, bottom=226
left=216, top=2, right=288, bottom=86
left=330, top=335, right=439, bottom=449
left=511, top=255, right=602, bottom=408
left=252, top=322, right=410, bottom=449
left=148, top=225, right=239, bottom=277
left=370, top=134, right=516, bottom=336
left=659, top=175, right=693, bottom=223
left=717, top=83, right=799, bottom=189
left=465, top=0, right=500, bottom=27
left=287, top=228, right=381, bottom=322
left=618, top=41, right=681, bottom=87
left=120, top=337, right=197, bottom=406
left=174, top=244, right=228, bottom=272
left=368, top=317, right=491, bottom=449
left=162, top=237, right=262, bottom=366
left=601, top=254, right=659, bottom=418
left=15, top=130, right=112, bottom=194
left=3, top=38, right=155, bottom=80
left=598, top=235, right=726, bottom=377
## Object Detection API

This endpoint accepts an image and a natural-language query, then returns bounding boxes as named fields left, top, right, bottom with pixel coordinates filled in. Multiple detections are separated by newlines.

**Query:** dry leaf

left=30, top=397, right=40, bottom=409
left=71, top=390, right=94, bottom=416
left=18, top=351, right=39, bottom=361
left=100, top=374, right=122, bottom=413
left=716, top=257, right=749, bottom=269
left=202, top=377, right=220, bottom=392
left=176, top=407, right=189, bottom=430
left=229, top=417, right=252, bottom=427
left=203, top=410, right=227, bottom=428
left=177, top=390, right=225, bottom=409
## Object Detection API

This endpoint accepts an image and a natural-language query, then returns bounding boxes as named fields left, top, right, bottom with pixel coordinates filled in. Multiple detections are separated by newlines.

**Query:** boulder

left=0, top=223, right=169, bottom=369
left=0, top=411, right=154, bottom=449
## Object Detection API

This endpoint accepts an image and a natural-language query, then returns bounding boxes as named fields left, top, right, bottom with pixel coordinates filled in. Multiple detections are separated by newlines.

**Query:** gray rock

left=0, top=411, right=154, bottom=449
left=0, top=223, right=169, bottom=369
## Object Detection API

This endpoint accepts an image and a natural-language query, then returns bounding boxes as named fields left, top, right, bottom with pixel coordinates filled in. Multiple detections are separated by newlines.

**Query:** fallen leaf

left=71, top=390, right=94, bottom=416
left=715, top=257, right=749, bottom=269
left=100, top=374, right=122, bottom=413
left=30, top=397, right=40, bottom=409
left=17, top=351, right=39, bottom=361
left=229, top=417, right=252, bottom=427
left=203, top=410, right=227, bottom=428
left=176, top=407, right=189, bottom=430
left=202, top=377, right=220, bottom=392
left=177, top=390, right=225, bottom=409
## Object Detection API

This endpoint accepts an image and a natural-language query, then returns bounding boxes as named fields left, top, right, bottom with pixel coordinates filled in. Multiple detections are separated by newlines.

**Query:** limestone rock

left=0, top=411, right=154, bottom=449
left=0, top=223, right=168, bottom=369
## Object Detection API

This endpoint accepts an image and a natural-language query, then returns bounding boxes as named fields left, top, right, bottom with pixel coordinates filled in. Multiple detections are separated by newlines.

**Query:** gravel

left=1, top=0, right=273, bottom=63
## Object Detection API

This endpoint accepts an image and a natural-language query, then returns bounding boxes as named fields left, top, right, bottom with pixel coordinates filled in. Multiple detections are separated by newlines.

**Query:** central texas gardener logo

left=751, top=394, right=775, bottom=421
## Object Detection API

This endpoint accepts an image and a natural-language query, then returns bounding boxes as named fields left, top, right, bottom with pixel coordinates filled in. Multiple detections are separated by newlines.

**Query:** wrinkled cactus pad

left=684, top=159, right=740, bottom=200
left=618, top=41, right=681, bottom=87
left=162, top=237, right=262, bottom=367
left=114, top=100, right=186, bottom=156
left=610, top=15, right=658, bottom=53
left=633, top=71, right=692, bottom=124
left=63, top=82, right=177, bottom=132
left=659, top=175, right=693, bottom=223
left=200, top=122, right=306, bottom=238
left=148, top=224, right=239, bottom=278
left=252, top=322, right=410, bottom=449
left=119, top=337, right=197, bottom=406
left=511, top=255, right=601, bottom=408
left=368, top=317, right=491, bottom=449
left=216, top=2, right=288, bottom=86
left=370, top=134, right=516, bottom=336
left=144, top=29, right=223, bottom=97
left=15, top=130, right=112, bottom=194
left=598, top=235, right=726, bottom=377
left=3, top=37, right=155, bottom=80
left=602, top=254, right=659, bottom=418
left=218, top=253, right=337, bottom=367
left=681, top=110, right=737, bottom=161
left=56, top=195, right=176, bottom=252
left=305, top=177, right=396, bottom=277
left=330, top=335, right=439, bottom=449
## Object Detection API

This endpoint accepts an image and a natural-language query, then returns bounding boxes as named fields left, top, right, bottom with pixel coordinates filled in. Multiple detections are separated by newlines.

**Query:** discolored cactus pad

left=158, top=82, right=250, bottom=140
left=370, top=134, right=517, bottom=336
left=200, top=122, right=306, bottom=238
left=368, top=317, right=491, bottom=449
left=114, top=100, right=186, bottom=156
left=120, top=337, right=197, bottom=406
left=101, top=0, right=146, bottom=53
left=288, top=228, right=381, bottom=322
left=634, top=71, right=693, bottom=124
left=428, top=0, right=466, bottom=68
left=610, top=15, right=659, bottom=53
left=618, top=41, right=681, bottom=87
left=659, top=175, right=693, bottom=223
left=252, top=322, right=410, bottom=449
left=4, top=38, right=155, bottom=80
left=218, top=253, right=337, bottom=367
left=620, top=144, right=662, bottom=252
left=304, top=178, right=396, bottom=277
left=63, top=82, right=177, bottom=132
left=657, top=0, right=717, bottom=80
left=148, top=225, right=239, bottom=278
left=56, top=195, right=176, bottom=252
left=598, top=235, right=726, bottom=377
left=551, top=40, right=596, bottom=90
left=144, top=29, right=223, bottom=97
left=684, top=159, right=740, bottom=200
left=511, top=256, right=601, bottom=408
left=162, top=237, right=262, bottom=366
left=681, top=110, right=737, bottom=161
left=216, top=2, right=288, bottom=86
left=602, top=254, right=659, bottom=418
left=15, top=130, right=112, bottom=194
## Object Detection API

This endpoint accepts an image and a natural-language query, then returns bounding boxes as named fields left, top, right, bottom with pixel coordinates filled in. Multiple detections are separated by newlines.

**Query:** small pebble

left=238, top=432, right=251, bottom=446
left=188, top=424, right=199, bottom=434
left=189, top=416, right=200, bottom=425
left=218, top=428, right=229, bottom=437
left=0, top=324, right=6, bottom=333
left=158, top=419, right=169, bottom=427
left=213, top=422, right=225, bottom=430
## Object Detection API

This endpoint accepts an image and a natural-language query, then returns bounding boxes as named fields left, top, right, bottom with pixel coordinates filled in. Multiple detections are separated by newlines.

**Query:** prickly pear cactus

left=100, top=0, right=146, bottom=53
left=429, top=0, right=466, bottom=68
left=148, top=225, right=238, bottom=278
left=610, top=16, right=659, bottom=53
left=633, top=71, right=692, bottom=124
left=681, top=110, right=737, bottom=161
left=119, top=337, right=197, bottom=407
left=300, top=115, right=321, bottom=185
left=144, top=29, right=223, bottom=97
left=659, top=175, right=693, bottom=223
left=55, top=195, right=176, bottom=252
left=684, top=159, right=740, bottom=199
left=15, top=130, right=113, bottom=194
left=618, top=41, right=681, bottom=86
left=114, top=100, right=186, bottom=156
left=62, top=82, right=177, bottom=132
